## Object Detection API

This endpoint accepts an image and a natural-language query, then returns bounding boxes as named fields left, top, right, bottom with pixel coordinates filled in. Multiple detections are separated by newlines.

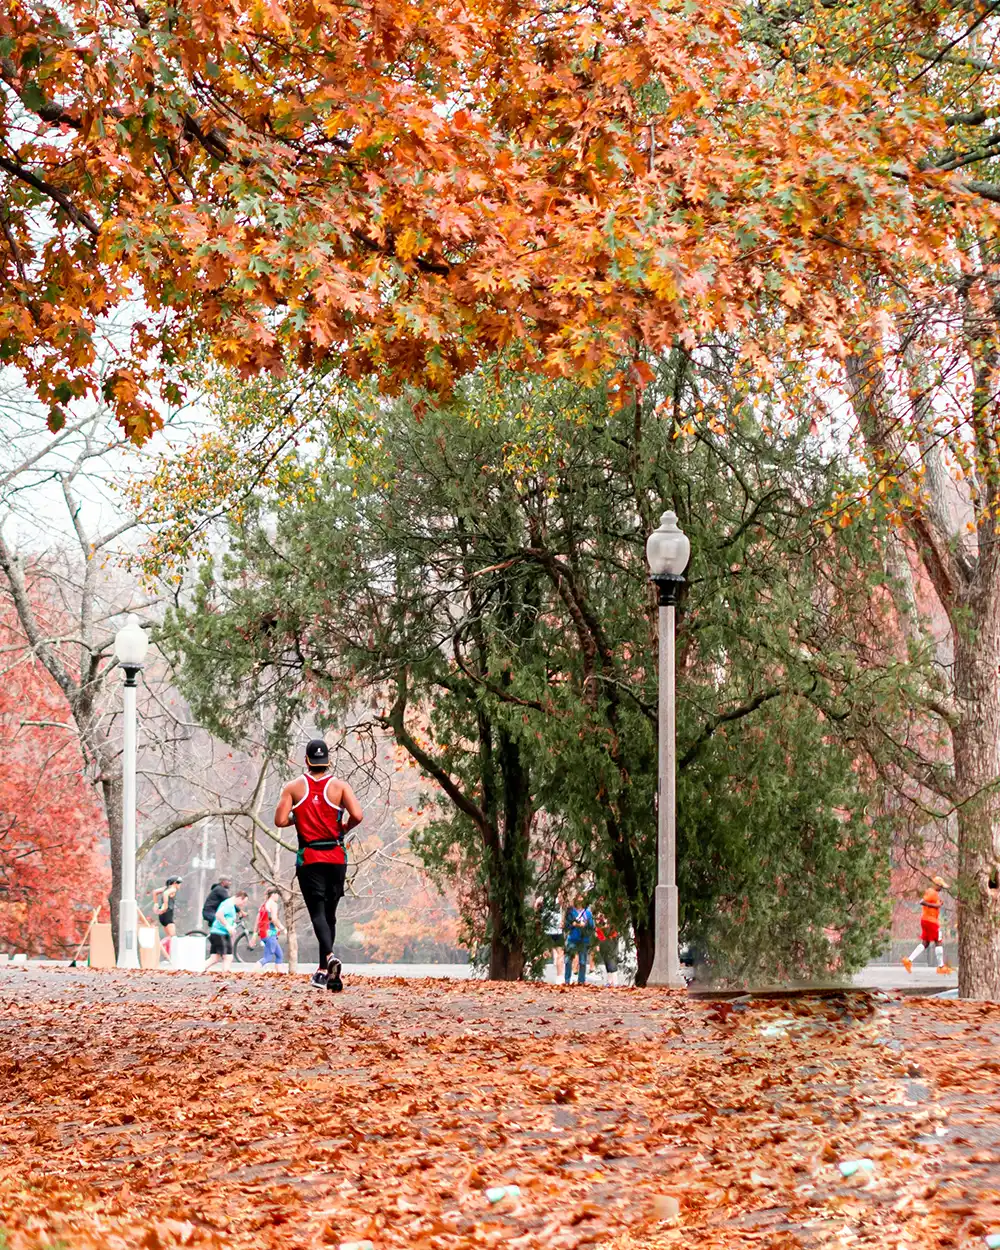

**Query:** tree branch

left=0, top=154, right=100, bottom=236
left=381, top=668, right=494, bottom=840
left=680, top=687, right=784, bottom=768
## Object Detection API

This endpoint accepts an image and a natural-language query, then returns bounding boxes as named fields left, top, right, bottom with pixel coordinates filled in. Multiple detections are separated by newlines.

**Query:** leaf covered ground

left=0, top=969, right=995, bottom=1249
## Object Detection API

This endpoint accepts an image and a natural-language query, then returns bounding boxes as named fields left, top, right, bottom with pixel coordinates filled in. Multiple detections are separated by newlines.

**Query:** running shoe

left=938, top=964, right=955, bottom=975
left=326, top=956, right=343, bottom=993
left=901, top=957, right=912, bottom=973
left=309, top=970, right=328, bottom=990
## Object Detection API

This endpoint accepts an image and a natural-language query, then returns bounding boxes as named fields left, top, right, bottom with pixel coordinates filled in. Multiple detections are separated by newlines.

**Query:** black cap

left=166, top=876, right=182, bottom=886
left=305, top=738, right=329, bottom=766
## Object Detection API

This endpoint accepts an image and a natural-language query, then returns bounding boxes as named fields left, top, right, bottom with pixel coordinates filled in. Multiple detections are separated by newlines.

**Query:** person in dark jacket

left=201, top=878, right=232, bottom=928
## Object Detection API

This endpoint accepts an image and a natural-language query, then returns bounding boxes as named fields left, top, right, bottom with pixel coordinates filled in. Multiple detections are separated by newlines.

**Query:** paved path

left=0, top=966, right=988, bottom=1250
left=26, top=958, right=960, bottom=992
left=144, top=960, right=967, bottom=992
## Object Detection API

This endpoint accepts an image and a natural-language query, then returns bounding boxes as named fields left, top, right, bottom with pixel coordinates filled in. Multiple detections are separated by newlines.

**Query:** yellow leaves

left=394, top=227, right=423, bottom=262
left=647, top=267, right=680, bottom=302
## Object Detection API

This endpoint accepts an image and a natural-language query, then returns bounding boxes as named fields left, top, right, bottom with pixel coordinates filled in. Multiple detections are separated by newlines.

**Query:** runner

left=204, top=889, right=248, bottom=973
left=274, top=738, right=363, bottom=991
left=256, top=887, right=286, bottom=971
left=201, top=877, right=231, bottom=928
left=152, top=876, right=182, bottom=960
left=902, top=876, right=955, bottom=975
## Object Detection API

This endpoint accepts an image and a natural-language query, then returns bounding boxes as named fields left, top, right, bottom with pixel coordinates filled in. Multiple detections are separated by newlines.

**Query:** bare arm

left=274, top=779, right=303, bottom=828
left=340, top=781, right=363, bottom=833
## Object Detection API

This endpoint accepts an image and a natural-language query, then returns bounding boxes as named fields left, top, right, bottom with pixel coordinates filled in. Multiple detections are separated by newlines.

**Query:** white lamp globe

left=114, top=614, right=149, bottom=668
left=645, top=511, right=690, bottom=577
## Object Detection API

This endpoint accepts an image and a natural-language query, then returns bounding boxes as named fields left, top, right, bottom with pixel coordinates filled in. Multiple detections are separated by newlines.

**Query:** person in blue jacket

left=564, top=894, right=594, bottom=985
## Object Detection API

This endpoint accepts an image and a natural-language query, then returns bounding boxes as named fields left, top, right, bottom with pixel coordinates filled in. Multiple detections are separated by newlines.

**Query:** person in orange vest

left=902, top=876, right=954, bottom=974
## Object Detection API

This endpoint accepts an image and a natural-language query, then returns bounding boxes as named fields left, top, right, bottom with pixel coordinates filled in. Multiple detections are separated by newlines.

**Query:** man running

left=275, top=738, right=363, bottom=991
left=902, top=876, right=954, bottom=975
left=205, top=889, right=248, bottom=973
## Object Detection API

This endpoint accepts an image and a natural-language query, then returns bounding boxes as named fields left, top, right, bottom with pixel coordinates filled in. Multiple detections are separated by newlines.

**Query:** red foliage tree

left=0, top=610, right=109, bottom=956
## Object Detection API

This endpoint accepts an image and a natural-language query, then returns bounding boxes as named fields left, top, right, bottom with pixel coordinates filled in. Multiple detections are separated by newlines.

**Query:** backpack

left=256, top=903, right=270, bottom=939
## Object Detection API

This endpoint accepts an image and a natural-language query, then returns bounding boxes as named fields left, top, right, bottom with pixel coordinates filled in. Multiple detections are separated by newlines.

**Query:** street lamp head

left=646, top=511, right=690, bottom=578
left=114, top=613, right=149, bottom=672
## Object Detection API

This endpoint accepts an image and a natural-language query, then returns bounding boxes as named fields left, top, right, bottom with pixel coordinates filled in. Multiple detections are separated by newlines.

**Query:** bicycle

left=184, top=920, right=259, bottom=963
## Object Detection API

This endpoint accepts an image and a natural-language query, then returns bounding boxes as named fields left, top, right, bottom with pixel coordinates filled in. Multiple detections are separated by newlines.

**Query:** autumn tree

left=0, top=390, right=297, bottom=954
left=714, top=0, right=1000, bottom=998
left=0, top=601, right=108, bottom=954
left=0, top=0, right=979, bottom=439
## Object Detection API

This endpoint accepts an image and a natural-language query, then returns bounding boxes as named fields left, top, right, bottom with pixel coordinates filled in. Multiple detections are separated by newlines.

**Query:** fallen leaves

left=0, top=972, right=992, bottom=1250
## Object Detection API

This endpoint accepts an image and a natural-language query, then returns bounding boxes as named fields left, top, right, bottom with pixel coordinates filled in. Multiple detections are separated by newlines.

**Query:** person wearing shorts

left=275, top=738, right=363, bottom=992
left=902, top=877, right=954, bottom=974
left=205, top=890, right=248, bottom=972
left=152, top=876, right=182, bottom=960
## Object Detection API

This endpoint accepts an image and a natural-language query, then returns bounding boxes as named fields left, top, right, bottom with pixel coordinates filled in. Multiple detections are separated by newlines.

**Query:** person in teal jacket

left=564, top=894, right=594, bottom=985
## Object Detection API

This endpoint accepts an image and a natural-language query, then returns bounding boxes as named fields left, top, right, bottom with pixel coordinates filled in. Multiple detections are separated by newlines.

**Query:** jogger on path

left=902, top=876, right=955, bottom=975
left=275, top=739, right=363, bottom=992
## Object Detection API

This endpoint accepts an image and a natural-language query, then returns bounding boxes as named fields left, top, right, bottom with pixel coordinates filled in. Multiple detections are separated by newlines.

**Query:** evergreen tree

left=158, top=359, right=905, bottom=981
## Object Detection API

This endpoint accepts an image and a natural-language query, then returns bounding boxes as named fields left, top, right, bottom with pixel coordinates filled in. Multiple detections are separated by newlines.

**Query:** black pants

left=296, top=861, right=347, bottom=968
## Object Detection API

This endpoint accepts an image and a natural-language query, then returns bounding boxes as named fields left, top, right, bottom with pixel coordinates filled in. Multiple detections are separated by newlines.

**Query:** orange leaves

left=0, top=975, right=988, bottom=1250
left=0, top=0, right=982, bottom=440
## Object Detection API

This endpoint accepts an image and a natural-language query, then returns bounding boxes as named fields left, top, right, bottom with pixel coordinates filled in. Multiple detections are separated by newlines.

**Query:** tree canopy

left=0, top=0, right=982, bottom=438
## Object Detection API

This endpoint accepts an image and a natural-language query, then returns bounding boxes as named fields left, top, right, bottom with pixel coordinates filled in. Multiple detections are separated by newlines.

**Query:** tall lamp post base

left=646, top=883, right=686, bottom=988
left=117, top=897, right=140, bottom=970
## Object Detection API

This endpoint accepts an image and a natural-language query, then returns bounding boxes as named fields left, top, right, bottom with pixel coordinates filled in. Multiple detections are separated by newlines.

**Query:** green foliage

left=680, top=696, right=892, bottom=984
left=159, top=356, right=913, bottom=981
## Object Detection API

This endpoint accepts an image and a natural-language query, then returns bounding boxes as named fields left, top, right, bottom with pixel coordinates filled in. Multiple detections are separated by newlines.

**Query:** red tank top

left=292, top=774, right=347, bottom=865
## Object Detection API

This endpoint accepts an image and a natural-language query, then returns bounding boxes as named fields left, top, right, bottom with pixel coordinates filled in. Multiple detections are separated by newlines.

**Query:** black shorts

left=296, top=860, right=347, bottom=907
left=209, top=932, right=232, bottom=956
left=159, top=910, right=174, bottom=929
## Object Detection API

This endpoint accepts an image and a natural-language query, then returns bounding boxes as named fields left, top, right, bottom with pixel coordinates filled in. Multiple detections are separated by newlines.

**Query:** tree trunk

left=634, top=909, right=655, bottom=987
left=481, top=726, right=532, bottom=981
left=604, top=811, right=656, bottom=987
left=102, top=772, right=123, bottom=955
left=488, top=901, right=525, bottom=980
left=953, top=624, right=1000, bottom=999
left=285, top=884, right=299, bottom=972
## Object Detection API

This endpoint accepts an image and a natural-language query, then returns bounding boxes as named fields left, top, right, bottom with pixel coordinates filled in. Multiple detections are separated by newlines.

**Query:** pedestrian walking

left=204, top=889, right=248, bottom=973
left=201, top=877, right=231, bottom=928
left=902, top=876, right=955, bottom=975
left=274, top=738, right=363, bottom=992
left=564, top=894, right=594, bottom=985
left=256, top=887, right=286, bottom=970
left=152, top=876, right=182, bottom=961
left=595, top=923, right=620, bottom=986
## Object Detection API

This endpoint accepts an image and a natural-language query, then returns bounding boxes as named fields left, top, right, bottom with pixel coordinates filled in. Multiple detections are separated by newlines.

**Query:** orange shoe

left=937, top=964, right=955, bottom=975
left=901, top=957, right=912, bottom=973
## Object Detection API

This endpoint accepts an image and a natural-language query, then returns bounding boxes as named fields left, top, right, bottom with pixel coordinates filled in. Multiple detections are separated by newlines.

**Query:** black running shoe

left=326, top=956, right=343, bottom=993
left=309, top=970, right=328, bottom=990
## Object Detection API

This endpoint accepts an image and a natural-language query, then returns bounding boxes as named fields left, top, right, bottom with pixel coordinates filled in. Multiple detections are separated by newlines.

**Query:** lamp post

left=645, top=510, right=690, bottom=988
left=113, top=613, right=148, bottom=969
